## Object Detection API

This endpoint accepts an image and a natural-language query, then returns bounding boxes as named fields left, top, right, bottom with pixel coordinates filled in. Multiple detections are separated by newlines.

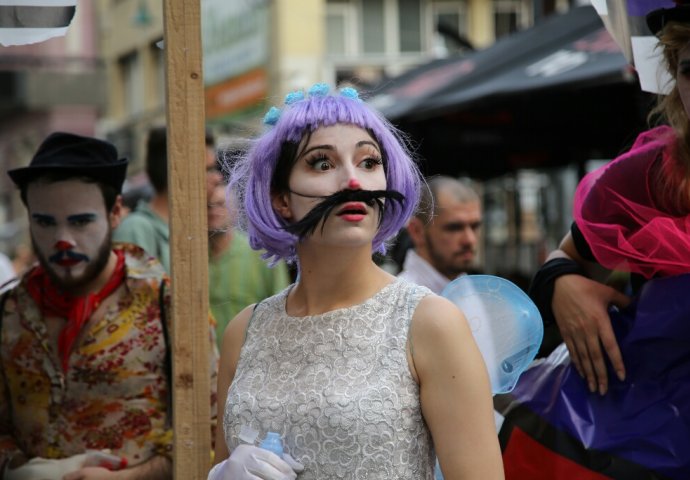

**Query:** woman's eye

left=307, top=156, right=331, bottom=171
left=361, top=157, right=382, bottom=169
left=678, top=62, right=690, bottom=75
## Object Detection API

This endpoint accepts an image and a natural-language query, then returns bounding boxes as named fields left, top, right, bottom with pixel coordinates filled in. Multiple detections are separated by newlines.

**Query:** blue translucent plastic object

left=259, top=432, right=284, bottom=457
left=441, top=275, right=543, bottom=394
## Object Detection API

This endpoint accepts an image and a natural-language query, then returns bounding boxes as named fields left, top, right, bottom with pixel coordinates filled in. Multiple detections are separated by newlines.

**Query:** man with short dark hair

left=398, top=175, right=482, bottom=294
left=115, top=127, right=223, bottom=273
left=114, top=127, right=171, bottom=272
left=0, top=132, right=218, bottom=479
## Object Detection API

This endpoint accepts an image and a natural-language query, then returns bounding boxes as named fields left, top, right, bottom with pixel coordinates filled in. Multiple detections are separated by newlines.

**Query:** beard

left=425, top=230, right=475, bottom=279
left=32, top=230, right=114, bottom=295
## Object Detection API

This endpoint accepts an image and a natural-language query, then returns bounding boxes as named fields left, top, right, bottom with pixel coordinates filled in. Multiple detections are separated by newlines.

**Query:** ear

left=271, top=191, right=293, bottom=220
left=406, top=216, right=426, bottom=248
left=109, top=195, right=124, bottom=230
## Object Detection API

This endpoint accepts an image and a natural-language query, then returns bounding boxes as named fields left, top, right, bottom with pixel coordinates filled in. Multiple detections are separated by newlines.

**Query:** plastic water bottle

left=260, top=432, right=284, bottom=457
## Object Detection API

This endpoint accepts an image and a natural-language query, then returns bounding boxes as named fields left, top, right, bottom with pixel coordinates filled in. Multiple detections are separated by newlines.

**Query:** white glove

left=5, top=456, right=83, bottom=480
left=5, top=451, right=126, bottom=480
left=208, top=444, right=304, bottom=480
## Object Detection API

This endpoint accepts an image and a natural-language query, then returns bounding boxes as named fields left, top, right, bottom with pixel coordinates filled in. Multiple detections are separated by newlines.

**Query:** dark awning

left=367, top=6, right=651, bottom=179
left=370, top=5, right=634, bottom=121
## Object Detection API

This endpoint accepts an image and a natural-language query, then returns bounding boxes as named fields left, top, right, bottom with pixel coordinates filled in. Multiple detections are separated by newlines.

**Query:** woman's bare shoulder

left=413, top=293, right=469, bottom=332
left=221, top=304, right=255, bottom=353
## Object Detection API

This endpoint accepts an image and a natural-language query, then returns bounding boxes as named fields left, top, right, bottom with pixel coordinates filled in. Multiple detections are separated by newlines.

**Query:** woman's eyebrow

left=298, top=144, right=334, bottom=159
left=298, top=140, right=379, bottom=160
left=357, top=140, right=380, bottom=152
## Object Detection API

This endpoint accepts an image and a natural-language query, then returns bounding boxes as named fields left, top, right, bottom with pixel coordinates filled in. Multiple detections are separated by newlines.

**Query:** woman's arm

left=409, top=295, right=504, bottom=480
left=212, top=305, right=254, bottom=465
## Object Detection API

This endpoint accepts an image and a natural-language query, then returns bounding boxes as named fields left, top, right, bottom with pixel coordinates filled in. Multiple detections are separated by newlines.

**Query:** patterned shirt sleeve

left=0, top=330, right=22, bottom=470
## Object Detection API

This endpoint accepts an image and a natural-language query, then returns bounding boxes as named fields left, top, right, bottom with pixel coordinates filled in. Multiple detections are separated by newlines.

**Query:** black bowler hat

left=647, top=0, right=690, bottom=35
left=7, top=132, right=128, bottom=192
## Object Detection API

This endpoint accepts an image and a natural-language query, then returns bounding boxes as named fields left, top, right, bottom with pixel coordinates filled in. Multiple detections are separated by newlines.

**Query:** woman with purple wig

left=209, top=84, right=503, bottom=480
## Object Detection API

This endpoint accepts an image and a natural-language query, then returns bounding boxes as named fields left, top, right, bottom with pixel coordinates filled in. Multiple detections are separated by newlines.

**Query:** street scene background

left=0, top=0, right=654, bottom=287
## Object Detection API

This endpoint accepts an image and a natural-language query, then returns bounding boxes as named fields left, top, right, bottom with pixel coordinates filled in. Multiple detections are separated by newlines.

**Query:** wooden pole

left=162, top=1, right=211, bottom=478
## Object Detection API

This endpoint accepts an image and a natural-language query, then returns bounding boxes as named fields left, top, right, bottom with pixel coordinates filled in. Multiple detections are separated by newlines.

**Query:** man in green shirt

left=207, top=183, right=291, bottom=344
left=115, top=128, right=222, bottom=273
left=114, top=127, right=171, bottom=271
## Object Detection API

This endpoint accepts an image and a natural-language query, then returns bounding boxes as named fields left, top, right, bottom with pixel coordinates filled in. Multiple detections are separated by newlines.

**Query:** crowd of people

left=0, top=1, right=689, bottom=478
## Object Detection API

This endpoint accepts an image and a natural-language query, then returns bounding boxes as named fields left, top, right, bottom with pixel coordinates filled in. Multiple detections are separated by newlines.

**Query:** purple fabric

left=509, top=274, right=690, bottom=479
left=626, top=0, right=674, bottom=17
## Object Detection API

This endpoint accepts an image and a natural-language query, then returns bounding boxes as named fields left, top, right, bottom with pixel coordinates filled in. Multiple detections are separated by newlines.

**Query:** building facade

left=92, top=0, right=562, bottom=161
left=96, top=0, right=166, bottom=182
left=0, top=0, right=569, bottom=265
left=0, top=2, right=103, bottom=253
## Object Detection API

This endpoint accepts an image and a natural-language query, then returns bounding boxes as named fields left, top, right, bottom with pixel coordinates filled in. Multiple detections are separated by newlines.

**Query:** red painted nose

left=348, top=178, right=361, bottom=189
left=55, top=240, right=73, bottom=251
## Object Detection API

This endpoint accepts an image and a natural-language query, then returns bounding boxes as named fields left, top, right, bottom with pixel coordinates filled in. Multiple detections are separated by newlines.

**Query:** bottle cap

left=259, top=431, right=284, bottom=457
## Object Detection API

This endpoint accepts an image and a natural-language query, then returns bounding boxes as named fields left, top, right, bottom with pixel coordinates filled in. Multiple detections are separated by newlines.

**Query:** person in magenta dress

left=496, top=4, right=690, bottom=479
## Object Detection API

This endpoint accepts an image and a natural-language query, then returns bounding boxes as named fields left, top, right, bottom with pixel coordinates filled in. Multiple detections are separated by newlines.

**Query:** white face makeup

left=276, top=124, right=387, bottom=248
left=27, top=179, right=115, bottom=293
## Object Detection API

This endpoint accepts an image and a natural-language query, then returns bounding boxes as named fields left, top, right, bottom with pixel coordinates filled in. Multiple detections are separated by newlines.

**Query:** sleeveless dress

left=224, top=278, right=436, bottom=479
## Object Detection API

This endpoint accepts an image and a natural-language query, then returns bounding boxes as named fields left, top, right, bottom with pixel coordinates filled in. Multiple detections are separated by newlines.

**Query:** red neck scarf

left=26, top=249, right=126, bottom=372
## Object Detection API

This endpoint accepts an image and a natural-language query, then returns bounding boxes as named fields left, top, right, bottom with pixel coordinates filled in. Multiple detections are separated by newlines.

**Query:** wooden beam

left=162, top=1, right=211, bottom=478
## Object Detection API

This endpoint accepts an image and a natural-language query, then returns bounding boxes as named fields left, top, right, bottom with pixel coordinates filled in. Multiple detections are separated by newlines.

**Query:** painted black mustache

left=282, top=189, right=405, bottom=239
left=49, top=250, right=89, bottom=263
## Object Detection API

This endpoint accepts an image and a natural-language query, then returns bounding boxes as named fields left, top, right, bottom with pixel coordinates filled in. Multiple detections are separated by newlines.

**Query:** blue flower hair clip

left=284, top=90, right=305, bottom=105
left=262, top=106, right=281, bottom=126
left=339, top=86, right=361, bottom=101
left=263, top=84, right=360, bottom=127
left=308, top=83, right=330, bottom=97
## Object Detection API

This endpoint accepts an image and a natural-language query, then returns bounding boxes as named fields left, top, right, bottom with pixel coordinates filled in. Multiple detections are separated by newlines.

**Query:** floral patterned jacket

left=0, top=243, right=218, bottom=469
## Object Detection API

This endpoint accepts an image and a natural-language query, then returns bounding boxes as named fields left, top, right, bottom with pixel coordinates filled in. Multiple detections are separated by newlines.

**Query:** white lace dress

left=223, top=278, right=436, bottom=479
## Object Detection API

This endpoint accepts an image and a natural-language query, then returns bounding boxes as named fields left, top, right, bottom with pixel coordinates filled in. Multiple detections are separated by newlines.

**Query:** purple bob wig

left=226, top=83, right=423, bottom=264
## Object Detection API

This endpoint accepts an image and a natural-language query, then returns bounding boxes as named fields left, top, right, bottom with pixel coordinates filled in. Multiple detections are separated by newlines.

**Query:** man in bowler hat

left=0, top=132, right=218, bottom=479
